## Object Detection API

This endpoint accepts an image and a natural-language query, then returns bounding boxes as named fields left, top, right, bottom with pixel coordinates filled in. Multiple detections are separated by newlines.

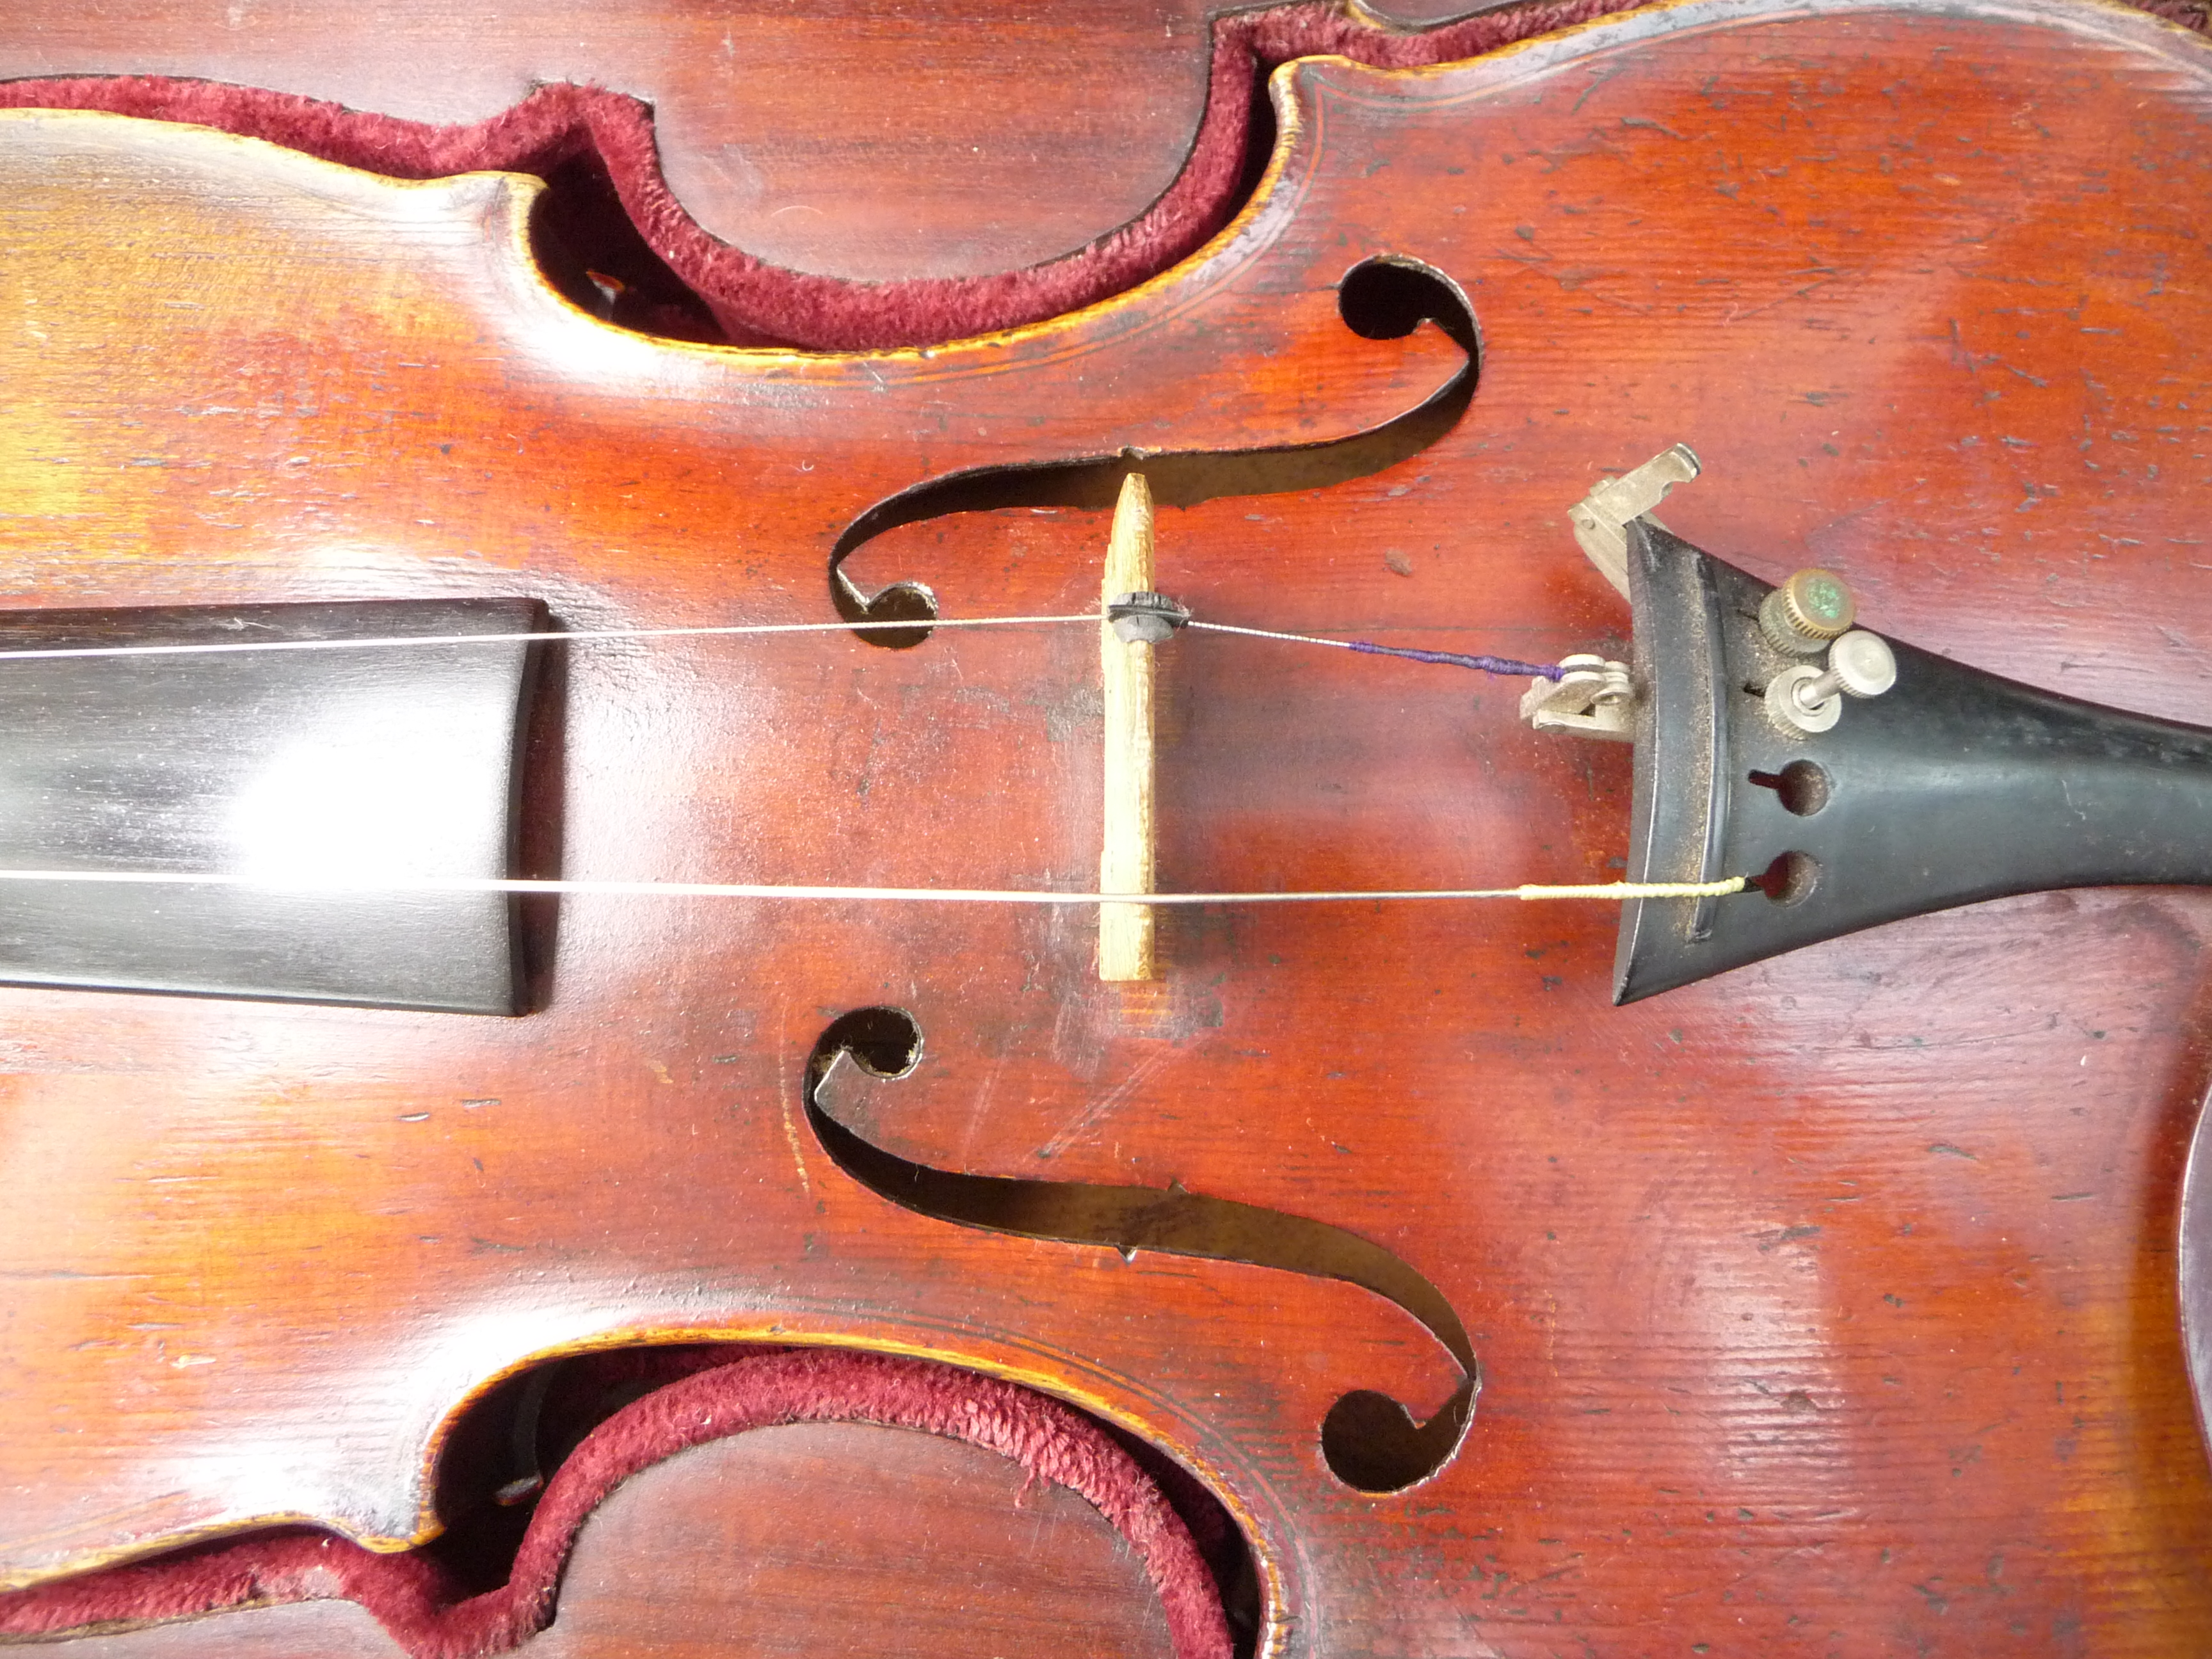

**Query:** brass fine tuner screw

left=1759, top=568, right=1855, bottom=655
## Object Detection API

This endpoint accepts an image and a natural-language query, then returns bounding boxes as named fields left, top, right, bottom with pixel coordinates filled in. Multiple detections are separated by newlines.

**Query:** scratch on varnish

left=778, top=995, right=813, bottom=1203
left=1038, top=1045, right=1177, bottom=1162
left=778, top=1093, right=812, bottom=1199
left=1722, top=268, right=1848, bottom=324
left=774, top=995, right=809, bottom=1197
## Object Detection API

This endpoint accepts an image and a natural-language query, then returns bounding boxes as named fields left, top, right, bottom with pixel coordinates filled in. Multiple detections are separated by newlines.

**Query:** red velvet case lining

left=0, top=0, right=1708, bottom=349
left=7, top=0, right=2197, bottom=348
left=0, top=1350, right=1233, bottom=1659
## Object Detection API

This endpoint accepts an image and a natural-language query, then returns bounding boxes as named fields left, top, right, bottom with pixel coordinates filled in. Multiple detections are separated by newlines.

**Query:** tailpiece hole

left=1751, top=850, right=1821, bottom=905
left=1747, top=760, right=1832, bottom=817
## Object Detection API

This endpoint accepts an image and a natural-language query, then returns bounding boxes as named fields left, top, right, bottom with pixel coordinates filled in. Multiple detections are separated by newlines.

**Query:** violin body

left=3, top=1, right=2211, bottom=1653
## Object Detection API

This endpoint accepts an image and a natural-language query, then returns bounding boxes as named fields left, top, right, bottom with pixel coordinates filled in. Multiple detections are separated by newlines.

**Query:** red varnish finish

left=0, top=3, right=2209, bottom=1656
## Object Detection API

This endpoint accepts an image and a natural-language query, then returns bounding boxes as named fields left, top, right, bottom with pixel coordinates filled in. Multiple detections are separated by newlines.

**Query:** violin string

left=0, top=613, right=1107, bottom=662
left=0, top=869, right=1747, bottom=903
left=0, top=607, right=1599, bottom=901
left=1181, top=620, right=1566, bottom=680
left=0, top=609, right=1566, bottom=677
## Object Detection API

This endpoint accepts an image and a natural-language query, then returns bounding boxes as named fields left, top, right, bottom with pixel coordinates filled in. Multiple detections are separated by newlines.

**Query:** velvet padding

left=0, top=1349, right=1233, bottom=1659
left=7, top=0, right=2199, bottom=348
left=0, top=0, right=1688, bottom=349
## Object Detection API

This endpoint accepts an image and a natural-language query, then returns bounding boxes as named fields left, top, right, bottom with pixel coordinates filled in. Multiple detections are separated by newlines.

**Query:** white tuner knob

left=1767, top=630, right=1896, bottom=733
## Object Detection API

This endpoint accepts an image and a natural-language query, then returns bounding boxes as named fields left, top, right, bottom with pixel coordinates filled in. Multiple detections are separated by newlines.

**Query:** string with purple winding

left=1180, top=618, right=1566, bottom=680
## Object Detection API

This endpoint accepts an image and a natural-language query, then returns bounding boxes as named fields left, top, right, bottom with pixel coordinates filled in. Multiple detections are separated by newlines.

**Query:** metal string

left=0, top=870, right=1747, bottom=904
left=0, top=603, right=1630, bottom=902
left=0, top=612, right=1107, bottom=662
left=1182, top=619, right=1566, bottom=679
left=0, top=608, right=1566, bottom=678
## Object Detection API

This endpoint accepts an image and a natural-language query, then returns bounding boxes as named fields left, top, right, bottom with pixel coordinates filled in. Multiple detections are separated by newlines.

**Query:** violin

left=3, top=0, right=2211, bottom=1653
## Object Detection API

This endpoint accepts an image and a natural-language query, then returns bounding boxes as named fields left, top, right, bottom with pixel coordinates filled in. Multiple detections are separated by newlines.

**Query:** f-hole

left=1337, top=257, right=1477, bottom=355
left=814, top=1005, right=925, bottom=1078
left=830, top=255, right=1480, bottom=648
left=805, top=1007, right=1479, bottom=1495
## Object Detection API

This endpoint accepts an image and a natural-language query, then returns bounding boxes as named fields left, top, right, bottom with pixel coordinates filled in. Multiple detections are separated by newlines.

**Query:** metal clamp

left=1107, top=591, right=1189, bottom=644
left=1520, top=653, right=1635, bottom=742
left=1567, top=444, right=1702, bottom=598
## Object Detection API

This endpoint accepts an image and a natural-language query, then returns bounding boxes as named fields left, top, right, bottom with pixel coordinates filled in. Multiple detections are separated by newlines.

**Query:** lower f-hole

left=1748, top=760, right=1831, bottom=817
left=1752, top=850, right=1820, bottom=905
left=1322, top=1381, right=1477, bottom=1496
left=1336, top=256, right=1479, bottom=357
left=805, top=1008, right=1480, bottom=1500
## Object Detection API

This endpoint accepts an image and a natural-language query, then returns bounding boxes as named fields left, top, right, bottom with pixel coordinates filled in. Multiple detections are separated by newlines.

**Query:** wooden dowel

left=1099, top=472, right=1157, bottom=982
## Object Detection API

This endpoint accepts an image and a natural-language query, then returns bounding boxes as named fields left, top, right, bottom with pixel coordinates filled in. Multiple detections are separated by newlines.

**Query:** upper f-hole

left=1336, top=257, right=1480, bottom=358
left=828, top=254, right=1478, bottom=650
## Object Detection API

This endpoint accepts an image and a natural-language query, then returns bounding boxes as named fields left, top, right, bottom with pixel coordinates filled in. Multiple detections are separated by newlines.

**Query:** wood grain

left=2, top=1, right=2210, bottom=1655
left=532, top=1422, right=1175, bottom=1659
left=26, top=1602, right=401, bottom=1659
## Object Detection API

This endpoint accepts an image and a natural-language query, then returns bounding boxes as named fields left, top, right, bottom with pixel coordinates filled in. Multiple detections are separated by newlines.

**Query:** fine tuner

left=1518, top=445, right=2212, bottom=1004
left=1765, top=628, right=1898, bottom=735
